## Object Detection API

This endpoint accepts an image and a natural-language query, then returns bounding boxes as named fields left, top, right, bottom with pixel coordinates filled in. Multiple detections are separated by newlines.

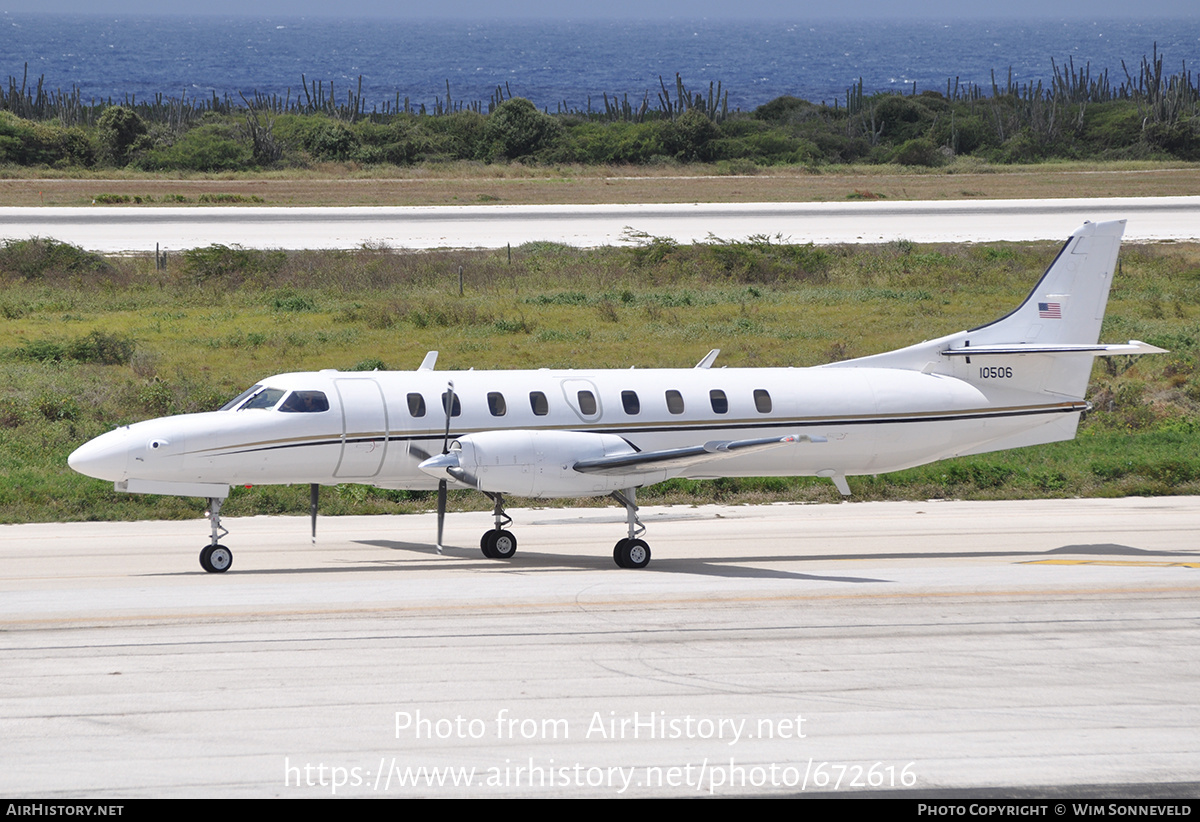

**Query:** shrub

left=0, top=112, right=90, bottom=166
left=66, top=331, right=135, bottom=365
left=0, top=238, right=112, bottom=281
left=423, top=111, right=488, bottom=161
left=871, top=94, right=936, bottom=144
left=34, top=392, right=80, bottom=422
left=349, top=358, right=388, bottom=371
left=305, top=120, right=360, bottom=161
left=929, top=113, right=996, bottom=154
left=554, top=121, right=664, bottom=164
left=662, top=108, right=720, bottom=161
left=484, top=98, right=562, bottom=160
left=1143, top=121, right=1200, bottom=162
left=14, top=338, right=67, bottom=363
left=139, top=124, right=253, bottom=172
left=96, top=106, right=148, bottom=166
left=753, top=96, right=815, bottom=124
left=181, top=244, right=286, bottom=286
left=270, top=292, right=317, bottom=312
left=891, top=137, right=944, bottom=167
left=11, top=331, right=134, bottom=365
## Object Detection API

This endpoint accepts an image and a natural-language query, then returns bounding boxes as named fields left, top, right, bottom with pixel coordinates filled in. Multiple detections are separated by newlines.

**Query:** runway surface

left=2, top=196, right=1199, bottom=252
left=3, top=497, right=1199, bottom=797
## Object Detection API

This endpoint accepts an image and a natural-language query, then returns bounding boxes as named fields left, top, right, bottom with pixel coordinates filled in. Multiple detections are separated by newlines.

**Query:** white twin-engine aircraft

left=69, top=219, right=1161, bottom=572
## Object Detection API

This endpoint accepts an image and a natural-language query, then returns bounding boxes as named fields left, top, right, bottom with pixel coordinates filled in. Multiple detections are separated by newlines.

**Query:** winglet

left=418, top=351, right=438, bottom=371
left=694, top=349, right=720, bottom=369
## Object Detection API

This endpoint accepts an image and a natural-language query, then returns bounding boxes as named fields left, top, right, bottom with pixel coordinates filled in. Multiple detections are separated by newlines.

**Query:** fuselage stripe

left=190, top=402, right=1084, bottom=459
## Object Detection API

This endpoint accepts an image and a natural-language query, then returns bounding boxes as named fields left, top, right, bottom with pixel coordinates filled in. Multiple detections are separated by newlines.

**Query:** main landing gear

left=479, top=492, right=517, bottom=560
left=472, top=489, right=651, bottom=568
left=199, top=496, right=233, bottom=573
left=611, top=488, right=651, bottom=569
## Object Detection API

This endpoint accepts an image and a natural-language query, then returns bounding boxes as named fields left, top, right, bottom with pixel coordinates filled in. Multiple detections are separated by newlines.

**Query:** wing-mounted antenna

left=694, top=349, right=720, bottom=369
left=418, top=351, right=438, bottom=371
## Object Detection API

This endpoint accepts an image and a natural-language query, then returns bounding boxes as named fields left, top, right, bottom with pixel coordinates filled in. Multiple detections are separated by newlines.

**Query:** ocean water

left=2, top=13, right=1198, bottom=112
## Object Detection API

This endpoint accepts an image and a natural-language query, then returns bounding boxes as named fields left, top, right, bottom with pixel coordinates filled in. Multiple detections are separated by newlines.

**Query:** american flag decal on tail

left=1038, top=302, right=1062, bottom=319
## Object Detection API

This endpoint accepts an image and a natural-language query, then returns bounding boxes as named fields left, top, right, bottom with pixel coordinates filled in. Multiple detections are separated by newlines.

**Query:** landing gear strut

left=479, top=492, right=517, bottom=560
left=611, top=488, right=651, bottom=569
left=199, top=496, right=233, bottom=573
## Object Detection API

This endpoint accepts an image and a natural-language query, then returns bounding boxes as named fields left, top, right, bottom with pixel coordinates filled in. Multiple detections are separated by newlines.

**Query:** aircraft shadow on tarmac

left=349, top=539, right=889, bottom=583
left=149, top=540, right=1197, bottom=581
left=330, top=539, right=1195, bottom=583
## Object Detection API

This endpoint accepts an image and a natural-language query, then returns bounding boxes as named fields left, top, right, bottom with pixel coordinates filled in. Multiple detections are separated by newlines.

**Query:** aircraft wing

left=572, top=434, right=823, bottom=476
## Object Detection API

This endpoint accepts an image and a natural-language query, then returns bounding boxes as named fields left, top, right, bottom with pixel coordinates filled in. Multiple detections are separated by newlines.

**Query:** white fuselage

left=70, top=363, right=1082, bottom=498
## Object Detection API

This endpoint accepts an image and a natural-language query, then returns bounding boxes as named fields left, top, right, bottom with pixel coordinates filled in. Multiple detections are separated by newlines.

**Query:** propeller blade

left=441, top=380, right=456, bottom=454
left=436, top=480, right=447, bottom=554
left=310, top=483, right=319, bottom=544
left=435, top=379, right=455, bottom=555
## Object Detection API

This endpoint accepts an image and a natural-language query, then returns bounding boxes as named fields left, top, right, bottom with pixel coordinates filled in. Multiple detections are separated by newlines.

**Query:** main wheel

left=200, top=544, right=233, bottom=573
left=480, top=531, right=497, bottom=559
left=614, top=538, right=650, bottom=569
left=613, top=538, right=631, bottom=568
left=489, top=529, right=517, bottom=559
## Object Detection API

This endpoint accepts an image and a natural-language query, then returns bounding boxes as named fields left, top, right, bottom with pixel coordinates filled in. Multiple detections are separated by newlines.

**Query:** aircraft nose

left=68, top=427, right=131, bottom=481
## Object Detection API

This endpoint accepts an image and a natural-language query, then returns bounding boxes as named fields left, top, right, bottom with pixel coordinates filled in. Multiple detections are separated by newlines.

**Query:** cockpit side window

left=239, top=387, right=286, bottom=411
left=278, top=391, right=330, bottom=413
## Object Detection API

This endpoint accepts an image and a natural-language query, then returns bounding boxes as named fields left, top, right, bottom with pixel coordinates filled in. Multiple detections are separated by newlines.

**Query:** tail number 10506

left=979, top=366, right=1013, bottom=379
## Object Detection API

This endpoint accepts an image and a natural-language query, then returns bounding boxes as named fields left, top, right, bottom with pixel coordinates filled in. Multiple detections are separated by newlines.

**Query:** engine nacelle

left=428, top=429, right=642, bottom=498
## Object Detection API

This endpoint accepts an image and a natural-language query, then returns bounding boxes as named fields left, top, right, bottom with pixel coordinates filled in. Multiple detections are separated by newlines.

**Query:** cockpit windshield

left=219, top=385, right=286, bottom=411
left=240, top=388, right=287, bottom=410
left=219, top=385, right=329, bottom=413
left=219, top=385, right=262, bottom=411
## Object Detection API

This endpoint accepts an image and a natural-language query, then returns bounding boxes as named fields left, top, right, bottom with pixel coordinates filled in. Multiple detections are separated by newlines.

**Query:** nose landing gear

left=199, top=496, right=233, bottom=573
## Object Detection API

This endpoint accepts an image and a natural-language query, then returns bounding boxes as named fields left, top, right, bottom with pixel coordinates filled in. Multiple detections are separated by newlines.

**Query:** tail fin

left=826, top=220, right=1163, bottom=400
left=968, top=219, right=1124, bottom=348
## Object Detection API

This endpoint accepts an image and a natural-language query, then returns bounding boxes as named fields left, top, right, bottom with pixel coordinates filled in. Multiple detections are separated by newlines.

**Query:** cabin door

left=333, top=378, right=389, bottom=478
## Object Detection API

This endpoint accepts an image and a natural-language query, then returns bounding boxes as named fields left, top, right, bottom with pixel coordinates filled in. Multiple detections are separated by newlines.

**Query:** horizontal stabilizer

left=942, top=340, right=1167, bottom=357
left=573, top=434, right=823, bottom=476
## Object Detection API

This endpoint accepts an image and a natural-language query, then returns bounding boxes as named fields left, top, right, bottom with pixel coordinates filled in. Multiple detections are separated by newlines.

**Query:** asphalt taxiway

left=2, top=497, right=1198, bottom=797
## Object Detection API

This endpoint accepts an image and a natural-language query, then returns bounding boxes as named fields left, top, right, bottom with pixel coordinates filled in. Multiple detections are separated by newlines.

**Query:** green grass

left=3, top=237, right=1199, bottom=523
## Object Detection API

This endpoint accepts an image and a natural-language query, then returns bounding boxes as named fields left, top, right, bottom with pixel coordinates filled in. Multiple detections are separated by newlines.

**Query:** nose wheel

left=199, top=544, right=233, bottom=573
